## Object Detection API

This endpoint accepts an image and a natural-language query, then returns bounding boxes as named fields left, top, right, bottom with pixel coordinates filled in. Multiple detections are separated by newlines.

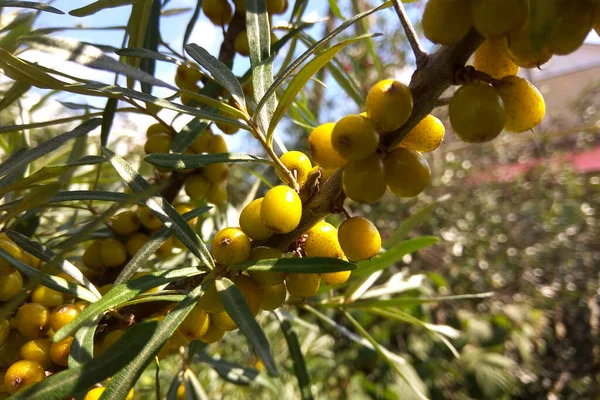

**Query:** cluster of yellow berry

left=309, top=79, right=441, bottom=204
left=202, top=0, right=288, bottom=27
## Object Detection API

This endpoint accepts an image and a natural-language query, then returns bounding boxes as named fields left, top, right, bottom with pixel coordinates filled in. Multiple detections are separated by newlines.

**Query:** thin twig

left=392, top=0, right=428, bottom=68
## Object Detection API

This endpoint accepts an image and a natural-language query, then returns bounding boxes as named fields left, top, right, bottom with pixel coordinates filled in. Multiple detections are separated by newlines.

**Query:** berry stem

left=391, top=0, right=428, bottom=68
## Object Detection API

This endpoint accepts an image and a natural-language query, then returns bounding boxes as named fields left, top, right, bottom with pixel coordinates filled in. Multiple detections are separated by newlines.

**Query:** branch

left=392, top=0, right=428, bottom=68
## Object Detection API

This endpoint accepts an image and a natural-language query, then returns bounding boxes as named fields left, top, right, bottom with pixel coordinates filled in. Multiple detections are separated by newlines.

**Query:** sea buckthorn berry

left=215, top=120, right=240, bottom=135
left=239, top=198, right=273, bottom=241
left=234, top=30, right=249, bottom=56
left=211, top=311, right=238, bottom=331
left=366, top=80, right=413, bottom=133
left=111, top=210, right=141, bottom=236
left=331, top=115, right=379, bottom=161
left=449, top=82, right=506, bottom=143
left=211, top=228, right=251, bottom=266
left=31, top=285, right=63, bottom=308
left=261, top=186, right=302, bottom=234
left=138, top=206, right=163, bottom=230
left=286, top=273, right=320, bottom=298
left=494, top=76, right=545, bottom=133
left=203, top=0, right=233, bottom=26
left=125, top=232, right=150, bottom=257
left=99, top=284, right=113, bottom=295
left=190, top=130, right=215, bottom=154
left=505, top=10, right=554, bottom=69
left=548, top=0, right=594, bottom=56
left=131, top=272, right=159, bottom=293
left=4, top=360, right=45, bottom=394
left=50, top=304, right=80, bottom=332
left=207, top=181, right=228, bottom=204
left=398, top=114, right=445, bottom=153
left=198, top=281, right=224, bottom=314
left=342, top=154, right=387, bottom=204
left=233, top=0, right=245, bottom=13
left=320, top=271, right=351, bottom=286
left=422, top=0, right=472, bottom=45
left=184, top=174, right=210, bottom=200
left=0, top=271, right=22, bottom=301
left=304, top=222, right=344, bottom=259
left=267, top=0, right=287, bottom=14
left=146, top=123, right=171, bottom=138
left=308, top=123, right=347, bottom=169
left=470, top=0, right=528, bottom=38
left=16, top=303, right=50, bottom=339
left=0, top=319, right=9, bottom=347
left=248, top=247, right=286, bottom=286
left=320, top=166, right=337, bottom=182
left=175, top=64, right=204, bottom=90
left=209, top=134, right=228, bottom=154
left=384, top=148, right=431, bottom=198
left=49, top=336, right=73, bottom=367
left=144, top=132, right=172, bottom=154
left=338, top=217, right=381, bottom=261
left=205, top=163, right=229, bottom=183
left=277, top=151, right=313, bottom=186
left=82, top=239, right=104, bottom=270
left=99, top=330, right=125, bottom=354
left=22, top=252, right=42, bottom=269
left=99, top=238, right=127, bottom=268
left=0, top=240, right=22, bottom=276
left=156, top=236, right=175, bottom=257
left=84, top=387, right=105, bottom=400
left=175, top=203, right=197, bottom=225
left=261, top=283, right=287, bottom=310
left=474, top=39, right=520, bottom=80
left=20, top=338, right=52, bottom=368
left=178, top=305, right=210, bottom=341
left=198, top=318, right=225, bottom=344
left=232, top=274, right=263, bottom=315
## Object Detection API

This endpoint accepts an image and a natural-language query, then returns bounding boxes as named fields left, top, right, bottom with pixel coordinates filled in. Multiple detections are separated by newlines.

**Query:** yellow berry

left=30, top=285, right=63, bottom=308
left=304, top=222, right=344, bottom=259
left=156, top=235, right=175, bottom=257
left=470, top=0, right=528, bottom=38
left=331, top=114, right=379, bottom=161
left=198, top=318, right=225, bottom=343
left=474, top=39, right=520, bottom=80
left=211, top=228, right=251, bottom=266
left=204, top=163, right=229, bottom=183
left=16, top=303, right=50, bottom=339
left=175, top=64, right=204, bottom=90
left=338, top=217, right=381, bottom=262
left=261, top=186, right=302, bottom=234
left=144, top=132, right=172, bottom=154
left=177, top=305, right=210, bottom=341
left=239, top=198, right=273, bottom=241
left=190, top=130, right=215, bottom=154
left=234, top=30, right=250, bottom=56
left=49, top=336, right=73, bottom=367
left=366, top=80, right=413, bottom=133
left=184, top=174, right=210, bottom=200
left=398, top=114, right=445, bottom=153
left=342, top=154, right=387, bottom=204
left=548, top=0, right=594, bottom=55
left=267, top=0, right=287, bottom=14
left=4, top=360, right=45, bottom=394
left=260, top=283, right=287, bottom=311
left=0, top=319, right=9, bottom=348
left=207, top=181, right=228, bottom=204
left=137, top=206, right=163, bottom=230
left=84, top=387, right=105, bottom=400
left=286, top=273, right=320, bottom=298
left=384, top=148, right=431, bottom=198
left=449, top=82, right=506, bottom=143
left=0, top=240, right=22, bottom=276
left=494, top=76, right=545, bottom=133
left=125, top=232, right=150, bottom=257
left=216, top=120, right=240, bottom=135
left=320, top=271, right=351, bottom=286
left=98, top=330, right=125, bottom=354
left=422, top=0, right=472, bottom=45
left=20, top=338, right=52, bottom=368
left=99, top=238, right=127, bottom=268
left=22, top=252, right=42, bottom=269
left=50, top=304, right=80, bottom=332
left=111, top=210, right=141, bottom=236
left=211, top=310, right=237, bottom=331
left=231, top=274, right=263, bottom=315
left=0, top=271, right=22, bottom=301
left=247, top=247, right=286, bottom=286
left=308, top=123, right=347, bottom=169
left=82, top=239, right=104, bottom=270
left=209, top=134, right=228, bottom=153
left=203, top=0, right=233, bottom=25
left=320, top=166, right=337, bottom=182
left=277, top=151, right=313, bottom=186
left=99, top=284, right=113, bottom=295
left=146, top=123, right=171, bottom=138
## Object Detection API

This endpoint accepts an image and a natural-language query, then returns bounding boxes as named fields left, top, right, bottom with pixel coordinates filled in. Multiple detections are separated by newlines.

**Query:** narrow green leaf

left=101, top=98, right=118, bottom=147
left=170, top=117, right=210, bottom=153
left=68, top=316, right=102, bottom=368
left=217, top=278, right=278, bottom=376
left=0, top=119, right=101, bottom=178
left=166, top=372, right=184, bottom=400
left=346, top=292, right=495, bottom=309
left=102, top=147, right=215, bottom=269
left=7, top=231, right=102, bottom=298
left=274, top=310, right=313, bottom=400
left=53, top=267, right=200, bottom=342
left=144, top=152, right=271, bottom=170
left=114, top=205, right=212, bottom=285
left=115, top=48, right=181, bottom=64
left=267, top=34, right=375, bottom=139
left=0, top=9, right=34, bottom=53
left=69, top=0, right=136, bottom=17
left=183, top=369, right=209, bottom=400
left=0, top=0, right=64, bottom=14
left=195, top=351, right=259, bottom=386
left=182, top=0, right=203, bottom=50
left=327, top=0, right=344, bottom=19
left=0, top=191, right=132, bottom=212
left=184, top=43, right=246, bottom=110
left=102, top=283, right=207, bottom=399
left=125, top=0, right=153, bottom=88
left=10, top=320, right=159, bottom=400
left=0, top=248, right=99, bottom=302
left=353, top=236, right=439, bottom=278
left=140, top=0, right=161, bottom=94
left=231, top=257, right=356, bottom=274
left=0, top=80, right=31, bottom=112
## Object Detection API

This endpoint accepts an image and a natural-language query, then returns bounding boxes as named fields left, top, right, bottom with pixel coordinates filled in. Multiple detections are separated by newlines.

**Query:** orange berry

left=4, top=360, right=45, bottom=394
